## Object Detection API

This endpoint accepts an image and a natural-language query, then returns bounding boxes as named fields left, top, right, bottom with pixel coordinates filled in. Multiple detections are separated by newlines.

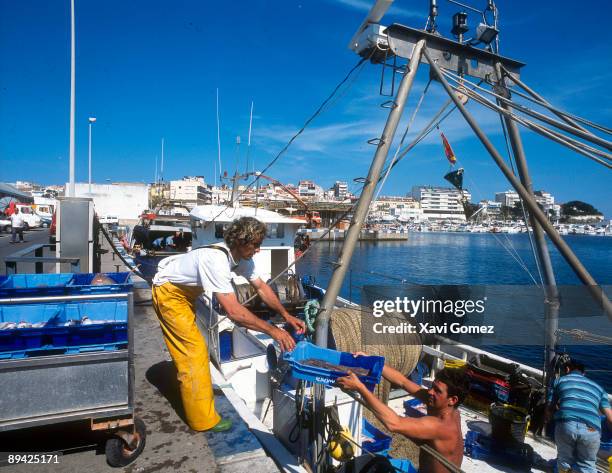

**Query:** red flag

left=440, top=132, right=457, bottom=165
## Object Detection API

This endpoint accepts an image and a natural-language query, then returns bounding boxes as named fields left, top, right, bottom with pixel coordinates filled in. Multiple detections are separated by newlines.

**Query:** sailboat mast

left=246, top=101, right=253, bottom=174
left=216, top=88, right=223, bottom=180
left=160, top=137, right=165, bottom=182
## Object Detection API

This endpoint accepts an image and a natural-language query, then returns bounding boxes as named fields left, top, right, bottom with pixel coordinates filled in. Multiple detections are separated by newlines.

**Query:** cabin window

left=267, top=223, right=285, bottom=239
left=215, top=223, right=229, bottom=239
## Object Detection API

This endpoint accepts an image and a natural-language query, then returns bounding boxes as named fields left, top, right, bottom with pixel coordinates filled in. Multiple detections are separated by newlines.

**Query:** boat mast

left=493, top=62, right=560, bottom=382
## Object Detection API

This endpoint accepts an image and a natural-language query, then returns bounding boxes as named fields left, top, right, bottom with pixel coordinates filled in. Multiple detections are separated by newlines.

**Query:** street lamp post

left=68, top=0, right=76, bottom=197
left=88, top=117, right=96, bottom=194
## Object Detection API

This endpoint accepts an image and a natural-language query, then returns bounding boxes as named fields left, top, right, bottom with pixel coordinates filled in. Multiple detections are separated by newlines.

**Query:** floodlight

left=476, top=23, right=498, bottom=44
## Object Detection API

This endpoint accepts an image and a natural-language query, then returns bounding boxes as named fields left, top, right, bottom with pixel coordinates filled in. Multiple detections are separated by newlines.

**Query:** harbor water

left=296, top=232, right=612, bottom=390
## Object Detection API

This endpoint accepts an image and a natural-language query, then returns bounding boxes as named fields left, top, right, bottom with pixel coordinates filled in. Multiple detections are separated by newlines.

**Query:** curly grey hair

left=224, top=217, right=267, bottom=249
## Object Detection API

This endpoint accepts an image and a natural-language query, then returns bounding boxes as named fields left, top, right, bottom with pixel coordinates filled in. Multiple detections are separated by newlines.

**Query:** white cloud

left=327, top=0, right=422, bottom=19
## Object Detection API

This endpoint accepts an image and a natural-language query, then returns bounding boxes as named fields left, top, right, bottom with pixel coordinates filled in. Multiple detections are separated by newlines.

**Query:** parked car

left=0, top=217, right=10, bottom=233
left=39, top=215, right=52, bottom=228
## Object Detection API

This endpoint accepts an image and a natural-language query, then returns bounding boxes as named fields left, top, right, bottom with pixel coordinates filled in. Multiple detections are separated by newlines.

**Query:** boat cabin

left=190, top=204, right=304, bottom=284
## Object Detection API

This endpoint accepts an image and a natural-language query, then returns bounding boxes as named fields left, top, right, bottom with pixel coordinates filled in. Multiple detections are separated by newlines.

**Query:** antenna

left=216, top=88, right=223, bottom=181
left=155, top=155, right=158, bottom=184
left=245, top=101, right=254, bottom=174
left=160, top=137, right=165, bottom=182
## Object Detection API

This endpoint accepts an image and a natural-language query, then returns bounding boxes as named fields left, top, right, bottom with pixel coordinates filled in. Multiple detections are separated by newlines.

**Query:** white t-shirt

left=152, top=242, right=261, bottom=293
left=10, top=213, right=25, bottom=228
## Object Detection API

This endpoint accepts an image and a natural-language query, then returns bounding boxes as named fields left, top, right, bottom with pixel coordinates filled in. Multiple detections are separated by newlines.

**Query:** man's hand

left=336, top=371, right=366, bottom=393
left=272, top=326, right=296, bottom=352
left=284, top=314, right=306, bottom=335
left=353, top=351, right=369, bottom=358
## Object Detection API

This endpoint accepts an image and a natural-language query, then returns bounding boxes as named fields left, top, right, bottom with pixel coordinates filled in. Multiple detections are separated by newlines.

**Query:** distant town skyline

left=1, top=1, right=610, bottom=216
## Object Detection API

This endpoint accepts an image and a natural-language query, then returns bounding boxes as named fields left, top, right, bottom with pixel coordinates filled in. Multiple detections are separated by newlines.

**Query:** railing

left=4, top=244, right=80, bottom=275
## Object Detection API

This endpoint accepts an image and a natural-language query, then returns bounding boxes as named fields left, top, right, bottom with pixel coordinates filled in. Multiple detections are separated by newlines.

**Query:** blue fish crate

left=0, top=274, right=75, bottom=297
left=0, top=297, right=128, bottom=357
left=464, top=430, right=533, bottom=467
left=0, top=272, right=132, bottom=297
left=387, top=457, right=418, bottom=473
left=403, top=398, right=427, bottom=418
left=362, top=419, right=391, bottom=454
left=282, top=341, right=384, bottom=390
left=69, top=272, right=132, bottom=294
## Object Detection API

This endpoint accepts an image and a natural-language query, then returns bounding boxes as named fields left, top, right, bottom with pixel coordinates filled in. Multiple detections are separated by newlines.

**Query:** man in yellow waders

left=152, top=217, right=305, bottom=432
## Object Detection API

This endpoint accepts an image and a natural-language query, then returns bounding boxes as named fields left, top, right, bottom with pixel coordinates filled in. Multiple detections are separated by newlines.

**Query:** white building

left=496, top=189, right=557, bottom=215
left=332, top=181, right=348, bottom=200
left=169, top=177, right=211, bottom=206
left=412, top=186, right=471, bottom=221
left=370, top=197, right=423, bottom=222
left=478, top=200, right=502, bottom=216
left=71, top=182, right=149, bottom=223
left=210, top=186, right=232, bottom=204
left=297, top=180, right=324, bottom=200
left=495, top=190, right=521, bottom=208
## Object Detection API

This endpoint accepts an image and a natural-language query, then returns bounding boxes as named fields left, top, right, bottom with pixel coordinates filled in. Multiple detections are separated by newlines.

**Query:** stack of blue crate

left=0, top=273, right=131, bottom=359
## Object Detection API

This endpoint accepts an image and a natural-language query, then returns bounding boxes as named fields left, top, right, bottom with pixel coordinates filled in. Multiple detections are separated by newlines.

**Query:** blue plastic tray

left=283, top=341, right=384, bottom=390
left=388, top=457, right=418, bottom=473
left=0, top=340, right=128, bottom=359
left=0, top=298, right=128, bottom=355
left=403, top=398, right=427, bottom=418
left=69, top=272, right=132, bottom=293
left=0, top=274, right=75, bottom=297
left=0, top=272, right=132, bottom=297
left=362, top=418, right=391, bottom=454
left=464, top=430, right=533, bottom=467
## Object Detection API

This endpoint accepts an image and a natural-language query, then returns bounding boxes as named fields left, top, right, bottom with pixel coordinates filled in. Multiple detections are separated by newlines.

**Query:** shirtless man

left=337, top=362, right=469, bottom=473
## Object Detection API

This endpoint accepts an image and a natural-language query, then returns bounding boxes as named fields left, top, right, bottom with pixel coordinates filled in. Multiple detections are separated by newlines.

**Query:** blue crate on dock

left=0, top=274, right=75, bottom=297
left=282, top=341, right=384, bottom=390
left=362, top=419, right=392, bottom=454
left=69, top=272, right=132, bottom=293
left=0, top=272, right=132, bottom=297
left=0, top=293, right=128, bottom=358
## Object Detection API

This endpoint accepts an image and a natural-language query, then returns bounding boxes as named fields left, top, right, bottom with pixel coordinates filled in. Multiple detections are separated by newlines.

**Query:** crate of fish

left=0, top=274, right=75, bottom=297
left=0, top=297, right=128, bottom=358
left=282, top=341, right=384, bottom=390
left=68, top=273, right=132, bottom=294
left=0, top=273, right=132, bottom=298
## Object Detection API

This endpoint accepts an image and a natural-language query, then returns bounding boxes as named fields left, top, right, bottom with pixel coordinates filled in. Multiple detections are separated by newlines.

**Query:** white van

left=15, top=204, right=42, bottom=229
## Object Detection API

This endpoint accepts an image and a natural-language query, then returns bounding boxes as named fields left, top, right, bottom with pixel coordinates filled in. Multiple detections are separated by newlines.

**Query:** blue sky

left=1, top=0, right=610, bottom=215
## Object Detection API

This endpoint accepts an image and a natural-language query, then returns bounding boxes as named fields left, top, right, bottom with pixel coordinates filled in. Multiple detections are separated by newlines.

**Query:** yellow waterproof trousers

left=152, top=282, right=221, bottom=431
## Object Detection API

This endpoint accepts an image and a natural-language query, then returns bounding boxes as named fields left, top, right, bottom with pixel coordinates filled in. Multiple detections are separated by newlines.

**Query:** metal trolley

left=0, top=292, right=146, bottom=467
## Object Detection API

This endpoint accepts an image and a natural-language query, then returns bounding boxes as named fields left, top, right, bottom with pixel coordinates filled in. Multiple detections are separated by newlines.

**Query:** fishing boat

left=185, top=1, right=612, bottom=472
left=129, top=204, right=193, bottom=281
